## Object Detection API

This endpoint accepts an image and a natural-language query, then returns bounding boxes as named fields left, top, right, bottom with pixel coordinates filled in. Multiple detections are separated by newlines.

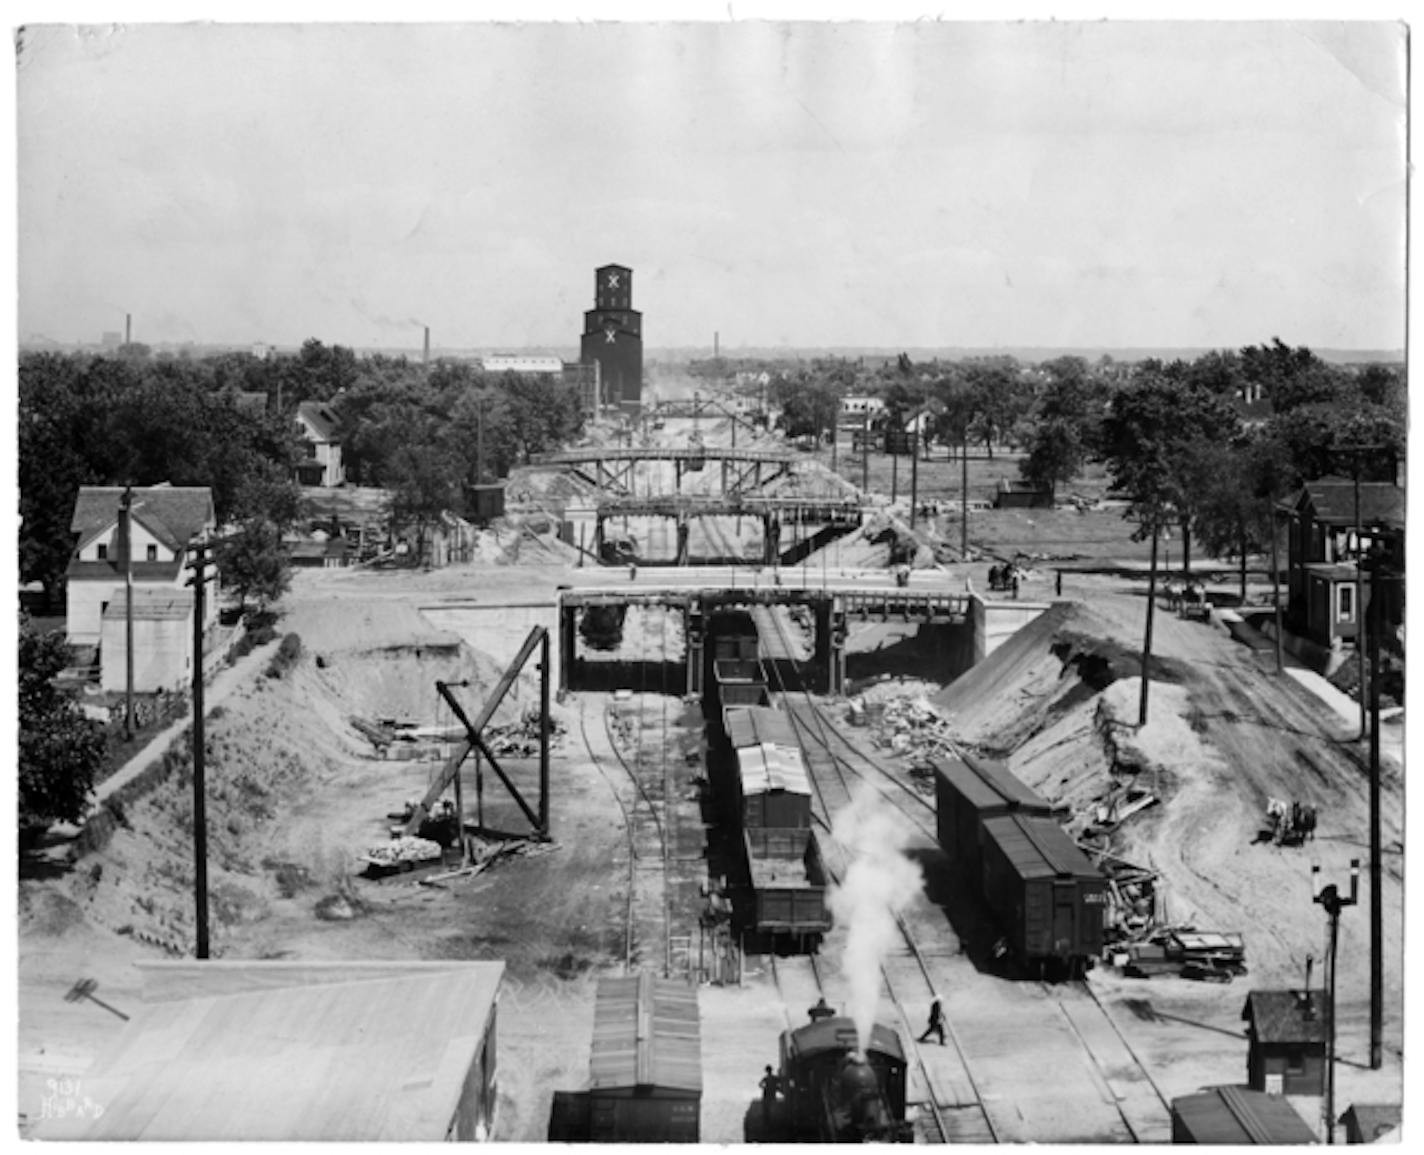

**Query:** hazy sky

left=16, top=19, right=1407, bottom=353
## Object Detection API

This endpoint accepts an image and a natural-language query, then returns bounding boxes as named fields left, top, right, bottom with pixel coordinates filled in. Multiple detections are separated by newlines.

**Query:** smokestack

left=714, top=331, right=719, bottom=359
left=125, top=313, right=131, bottom=345
left=423, top=327, right=430, bottom=365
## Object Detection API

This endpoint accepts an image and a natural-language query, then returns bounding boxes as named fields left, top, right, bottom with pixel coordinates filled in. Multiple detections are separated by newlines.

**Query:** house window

left=1338, top=584, right=1355, bottom=623
left=1285, top=1047, right=1305, bottom=1074
left=306, top=442, right=319, bottom=459
left=146, top=544, right=158, bottom=561
left=96, top=544, right=108, bottom=560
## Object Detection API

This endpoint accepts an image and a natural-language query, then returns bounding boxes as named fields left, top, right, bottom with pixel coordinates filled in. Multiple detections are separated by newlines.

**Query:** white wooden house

left=66, top=485, right=218, bottom=654
left=295, top=400, right=345, bottom=487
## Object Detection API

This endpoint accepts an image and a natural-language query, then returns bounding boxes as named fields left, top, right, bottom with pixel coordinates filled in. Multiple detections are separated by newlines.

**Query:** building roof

left=589, top=973, right=701, bottom=1097
left=1241, top=989, right=1330, bottom=1045
left=1341, top=1103, right=1402, bottom=1143
left=41, top=960, right=504, bottom=1142
left=1294, top=478, right=1405, bottom=530
left=1171, top=1085, right=1318, bottom=1144
left=736, top=742, right=811, bottom=799
left=296, top=400, right=341, bottom=441
left=70, top=485, right=215, bottom=554
left=100, top=587, right=195, bottom=622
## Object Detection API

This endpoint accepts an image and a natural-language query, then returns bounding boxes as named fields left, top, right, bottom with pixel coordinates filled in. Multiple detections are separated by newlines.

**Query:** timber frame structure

left=530, top=445, right=798, bottom=498
left=403, top=625, right=552, bottom=844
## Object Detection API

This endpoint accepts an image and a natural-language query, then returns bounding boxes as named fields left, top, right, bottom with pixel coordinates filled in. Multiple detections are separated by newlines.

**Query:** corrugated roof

left=934, top=755, right=1052, bottom=815
left=70, top=486, right=215, bottom=553
left=737, top=742, right=811, bottom=799
left=981, top=813, right=1100, bottom=881
left=1295, top=478, right=1405, bottom=529
left=723, top=705, right=798, bottom=750
left=101, top=587, right=194, bottom=621
left=41, top=960, right=504, bottom=1142
left=1241, top=989, right=1329, bottom=1045
left=589, top=973, right=701, bottom=1096
left=1171, top=1085, right=1318, bottom=1144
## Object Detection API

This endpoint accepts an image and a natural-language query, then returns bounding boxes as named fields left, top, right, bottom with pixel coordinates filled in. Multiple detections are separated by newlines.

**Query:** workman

left=918, top=996, right=946, bottom=1045
left=759, top=1065, right=783, bottom=1128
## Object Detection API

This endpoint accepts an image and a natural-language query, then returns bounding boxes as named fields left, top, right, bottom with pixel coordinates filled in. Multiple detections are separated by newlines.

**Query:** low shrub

left=264, top=633, right=303, bottom=679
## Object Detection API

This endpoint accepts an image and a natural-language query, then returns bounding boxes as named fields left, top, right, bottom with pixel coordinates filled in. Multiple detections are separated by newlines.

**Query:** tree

left=1188, top=437, right=1278, bottom=603
left=214, top=520, right=292, bottom=614
left=1016, top=361, right=1107, bottom=498
left=1099, top=371, right=1241, bottom=575
left=770, top=372, right=840, bottom=443
left=19, top=617, right=107, bottom=834
left=388, top=443, right=463, bottom=562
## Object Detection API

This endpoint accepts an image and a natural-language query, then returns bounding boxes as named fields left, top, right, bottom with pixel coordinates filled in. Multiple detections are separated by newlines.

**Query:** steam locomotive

left=772, top=1010, right=914, bottom=1143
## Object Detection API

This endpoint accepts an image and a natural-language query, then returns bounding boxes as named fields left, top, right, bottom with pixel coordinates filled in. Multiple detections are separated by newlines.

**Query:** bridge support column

left=559, top=602, right=577, bottom=693
left=676, top=515, right=691, bottom=567
left=812, top=601, right=845, bottom=695
left=763, top=514, right=781, bottom=566
left=594, top=515, right=605, bottom=563
left=685, top=608, right=704, bottom=698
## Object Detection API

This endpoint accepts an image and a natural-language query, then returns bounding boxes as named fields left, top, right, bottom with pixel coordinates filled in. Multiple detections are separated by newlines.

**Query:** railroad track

left=754, top=604, right=992, bottom=1144
left=755, top=601, right=1173, bottom=1143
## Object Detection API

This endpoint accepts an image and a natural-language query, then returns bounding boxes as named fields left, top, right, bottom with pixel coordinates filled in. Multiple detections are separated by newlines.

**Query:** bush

left=264, top=633, right=302, bottom=679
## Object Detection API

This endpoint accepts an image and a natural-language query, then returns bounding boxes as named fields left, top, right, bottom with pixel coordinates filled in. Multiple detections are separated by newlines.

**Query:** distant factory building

left=482, top=354, right=565, bottom=375
left=580, top=263, right=643, bottom=411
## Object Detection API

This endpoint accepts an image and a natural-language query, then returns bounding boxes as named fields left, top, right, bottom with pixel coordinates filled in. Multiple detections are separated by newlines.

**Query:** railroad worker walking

left=918, top=996, right=946, bottom=1045
left=759, top=1065, right=783, bottom=1129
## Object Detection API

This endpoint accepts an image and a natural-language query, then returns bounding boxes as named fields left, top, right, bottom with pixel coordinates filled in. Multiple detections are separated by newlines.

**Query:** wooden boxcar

left=933, top=754, right=1054, bottom=871
left=978, top=813, right=1107, bottom=977
left=777, top=1015, right=913, bottom=1143
left=1170, top=1085, right=1318, bottom=1144
left=744, top=830, right=830, bottom=937
left=549, top=972, right=701, bottom=1143
left=723, top=704, right=799, bottom=751
left=734, top=739, right=813, bottom=832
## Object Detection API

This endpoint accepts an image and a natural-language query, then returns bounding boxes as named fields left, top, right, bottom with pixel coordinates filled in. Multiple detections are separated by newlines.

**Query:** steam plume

left=827, top=783, right=924, bottom=1053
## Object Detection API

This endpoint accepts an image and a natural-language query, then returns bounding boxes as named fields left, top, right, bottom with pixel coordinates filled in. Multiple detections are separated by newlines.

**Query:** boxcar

left=777, top=1014, right=913, bottom=1143
left=933, top=754, right=1054, bottom=872
left=548, top=972, right=702, bottom=1143
left=735, top=740, right=812, bottom=833
left=978, top=813, right=1107, bottom=977
left=723, top=704, right=799, bottom=752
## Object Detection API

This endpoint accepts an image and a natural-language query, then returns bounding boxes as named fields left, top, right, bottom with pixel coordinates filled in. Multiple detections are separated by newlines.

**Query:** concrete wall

left=978, top=597, right=1053, bottom=659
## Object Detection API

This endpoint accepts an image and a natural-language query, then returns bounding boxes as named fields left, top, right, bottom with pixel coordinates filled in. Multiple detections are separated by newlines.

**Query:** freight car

left=720, top=704, right=831, bottom=946
left=703, top=609, right=762, bottom=715
left=932, top=756, right=1106, bottom=978
left=772, top=1011, right=914, bottom=1143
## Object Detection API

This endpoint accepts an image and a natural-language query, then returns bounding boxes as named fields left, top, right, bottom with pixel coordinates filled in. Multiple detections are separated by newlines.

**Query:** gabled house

left=1283, top=478, right=1404, bottom=650
left=1241, top=988, right=1329, bottom=1096
left=295, top=400, right=345, bottom=487
left=66, top=485, right=218, bottom=650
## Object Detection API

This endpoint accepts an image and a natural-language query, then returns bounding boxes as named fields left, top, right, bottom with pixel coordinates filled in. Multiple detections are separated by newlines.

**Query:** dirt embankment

left=932, top=593, right=1404, bottom=994
left=52, top=601, right=534, bottom=958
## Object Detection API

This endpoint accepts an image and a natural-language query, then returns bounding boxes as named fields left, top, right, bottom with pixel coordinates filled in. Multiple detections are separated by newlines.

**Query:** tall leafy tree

left=19, top=618, right=107, bottom=834
left=214, top=519, right=293, bottom=615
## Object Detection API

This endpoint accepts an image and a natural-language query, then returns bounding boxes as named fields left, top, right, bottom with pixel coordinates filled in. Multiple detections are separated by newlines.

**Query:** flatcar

left=932, top=755, right=1105, bottom=978
left=775, top=1011, right=914, bottom=1143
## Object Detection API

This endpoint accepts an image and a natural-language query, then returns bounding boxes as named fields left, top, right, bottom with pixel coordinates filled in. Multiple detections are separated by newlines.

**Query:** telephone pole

left=184, top=539, right=216, bottom=959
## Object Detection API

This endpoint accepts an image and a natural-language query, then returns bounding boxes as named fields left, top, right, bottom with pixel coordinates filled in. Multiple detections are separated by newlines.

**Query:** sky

left=14, top=13, right=1409, bottom=354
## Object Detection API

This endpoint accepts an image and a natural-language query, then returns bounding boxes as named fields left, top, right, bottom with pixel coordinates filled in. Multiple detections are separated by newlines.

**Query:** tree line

left=18, top=340, right=588, bottom=605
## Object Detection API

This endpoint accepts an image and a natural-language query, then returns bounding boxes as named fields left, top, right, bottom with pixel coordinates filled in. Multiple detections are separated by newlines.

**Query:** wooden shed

left=99, top=587, right=195, bottom=693
left=37, top=960, right=504, bottom=1142
left=1241, top=989, right=1329, bottom=1096
left=1171, top=1085, right=1318, bottom=1144
left=550, top=972, right=701, bottom=1143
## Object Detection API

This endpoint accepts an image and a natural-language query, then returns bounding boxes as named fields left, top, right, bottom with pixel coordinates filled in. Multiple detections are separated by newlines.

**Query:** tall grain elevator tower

left=580, top=264, right=643, bottom=410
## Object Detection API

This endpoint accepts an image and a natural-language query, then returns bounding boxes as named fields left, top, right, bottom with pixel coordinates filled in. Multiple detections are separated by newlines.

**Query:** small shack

left=548, top=972, right=701, bottom=1143
left=994, top=478, right=1054, bottom=509
left=37, top=960, right=504, bottom=1142
left=1340, top=1103, right=1402, bottom=1144
left=1171, top=1085, right=1319, bottom=1144
left=99, top=587, right=195, bottom=693
left=1241, top=989, right=1329, bottom=1096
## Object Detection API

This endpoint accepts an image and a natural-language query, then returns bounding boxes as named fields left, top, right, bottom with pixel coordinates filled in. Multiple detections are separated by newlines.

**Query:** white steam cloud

left=827, top=783, right=924, bottom=1053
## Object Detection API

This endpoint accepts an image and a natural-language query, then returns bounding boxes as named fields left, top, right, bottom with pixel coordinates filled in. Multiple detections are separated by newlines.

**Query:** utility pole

left=960, top=434, right=969, bottom=559
left=1365, top=551, right=1389, bottom=1070
left=119, top=486, right=135, bottom=739
left=1271, top=498, right=1284, bottom=674
left=1312, top=859, right=1359, bottom=1144
left=860, top=411, right=869, bottom=494
left=1139, top=524, right=1160, bottom=726
left=184, top=540, right=215, bottom=959
left=909, top=425, right=920, bottom=530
